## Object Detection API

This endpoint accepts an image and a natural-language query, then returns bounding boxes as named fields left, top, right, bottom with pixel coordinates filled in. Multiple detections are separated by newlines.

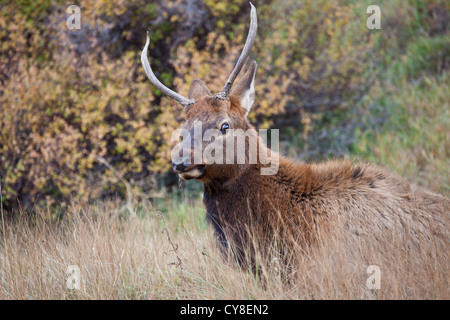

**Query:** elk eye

left=179, top=135, right=183, bottom=142
left=220, top=123, right=229, bottom=134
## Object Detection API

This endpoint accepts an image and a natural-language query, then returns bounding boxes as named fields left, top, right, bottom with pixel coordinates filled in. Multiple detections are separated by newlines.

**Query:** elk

left=141, top=4, right=449, bottom=275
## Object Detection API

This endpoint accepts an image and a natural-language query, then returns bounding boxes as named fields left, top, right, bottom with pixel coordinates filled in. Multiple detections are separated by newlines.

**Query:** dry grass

left=0, top=195, right=448, bottom=300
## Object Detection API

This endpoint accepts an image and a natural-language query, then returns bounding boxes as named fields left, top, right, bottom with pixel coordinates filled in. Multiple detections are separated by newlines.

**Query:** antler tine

left=215, top=2, right=258, bottom=100
left=141, top=32, right=195, bottom=107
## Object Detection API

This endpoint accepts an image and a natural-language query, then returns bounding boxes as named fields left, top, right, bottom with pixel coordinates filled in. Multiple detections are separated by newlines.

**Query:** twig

left=97, top=156, right=136, bottom=218
left=96, top=157, right=183, bottom=273
left=156, top=211, right=183, bottom=272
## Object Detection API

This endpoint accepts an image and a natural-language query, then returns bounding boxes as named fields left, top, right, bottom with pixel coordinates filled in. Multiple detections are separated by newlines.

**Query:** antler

left=141, top=32, right=195, bottom=107
left=215, top=2, right=258, bottom=100
left=141, top=3, right=257, bottom=106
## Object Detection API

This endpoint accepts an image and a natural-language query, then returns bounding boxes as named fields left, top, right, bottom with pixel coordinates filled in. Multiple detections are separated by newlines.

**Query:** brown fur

left=177, top=90, right=449, bottom=272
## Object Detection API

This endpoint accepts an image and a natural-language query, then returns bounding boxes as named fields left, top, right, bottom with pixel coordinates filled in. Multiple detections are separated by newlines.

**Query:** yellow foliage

left=1, top=0, right=443, bottom=210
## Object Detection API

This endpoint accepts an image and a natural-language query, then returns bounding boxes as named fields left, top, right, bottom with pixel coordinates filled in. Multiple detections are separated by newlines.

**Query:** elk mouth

left=177, top=165, right=206, bottom=180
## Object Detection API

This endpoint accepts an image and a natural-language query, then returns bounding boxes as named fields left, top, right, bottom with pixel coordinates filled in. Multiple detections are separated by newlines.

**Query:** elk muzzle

left=172, top=162, right=206, bottom=180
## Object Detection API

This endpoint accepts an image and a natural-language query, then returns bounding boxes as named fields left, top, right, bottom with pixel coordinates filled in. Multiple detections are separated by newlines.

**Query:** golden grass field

left=1, top=190, right=448, bottom=300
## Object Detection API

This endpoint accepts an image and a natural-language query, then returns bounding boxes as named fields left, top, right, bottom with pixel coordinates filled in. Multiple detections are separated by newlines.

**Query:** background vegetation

left=1, top=0, right=447, bottom=212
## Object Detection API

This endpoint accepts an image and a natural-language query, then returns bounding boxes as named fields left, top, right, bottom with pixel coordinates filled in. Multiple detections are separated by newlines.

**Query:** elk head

left=142, top=3, right=263, bottom=182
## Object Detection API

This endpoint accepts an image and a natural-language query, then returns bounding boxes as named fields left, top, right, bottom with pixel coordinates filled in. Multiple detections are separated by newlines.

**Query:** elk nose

left=172, top=162, right=189, bottom=173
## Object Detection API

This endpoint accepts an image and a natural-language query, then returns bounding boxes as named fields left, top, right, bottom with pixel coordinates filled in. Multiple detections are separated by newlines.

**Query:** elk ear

left=230, top=61, right=257, bottom=115
left=188, top=79, right=212, bottom=100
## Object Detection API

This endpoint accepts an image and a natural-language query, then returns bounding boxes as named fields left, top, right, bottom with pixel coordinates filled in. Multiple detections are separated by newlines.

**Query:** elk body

left=142, top=4, right=449, bottom=273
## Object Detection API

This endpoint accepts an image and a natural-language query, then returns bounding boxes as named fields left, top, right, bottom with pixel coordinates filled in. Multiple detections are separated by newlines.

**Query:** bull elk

left=141, top=3, right=449, bottom=276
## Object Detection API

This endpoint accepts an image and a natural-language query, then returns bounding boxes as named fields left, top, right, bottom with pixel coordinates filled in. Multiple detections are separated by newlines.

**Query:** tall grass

left=0, top=196, right=447, bottom=299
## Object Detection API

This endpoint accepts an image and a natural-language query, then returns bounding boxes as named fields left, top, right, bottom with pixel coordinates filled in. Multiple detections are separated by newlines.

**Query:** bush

left=0, top=0, right=445, bottom=211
